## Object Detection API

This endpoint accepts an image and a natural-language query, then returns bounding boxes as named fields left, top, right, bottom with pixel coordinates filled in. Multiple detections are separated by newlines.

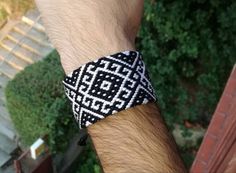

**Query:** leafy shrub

left=139, top=0, right=236, bottom=128
left=5, top=51, right=77, bottom=152
left=74, top=142, right=102, bottom=173
left=138, top=0, right=236, bottom=167
left=6, top=51, right=101, bottom=172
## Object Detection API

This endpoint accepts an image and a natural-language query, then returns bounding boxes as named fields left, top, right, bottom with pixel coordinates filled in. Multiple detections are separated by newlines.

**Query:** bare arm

left=89, top=103, right=186, bottom=173
left=35, top=0, right=187, bottom=172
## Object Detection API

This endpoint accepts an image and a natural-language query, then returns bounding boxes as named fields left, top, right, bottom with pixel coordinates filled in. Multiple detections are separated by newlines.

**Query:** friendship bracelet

left=63, top=51, right=157, bottom=129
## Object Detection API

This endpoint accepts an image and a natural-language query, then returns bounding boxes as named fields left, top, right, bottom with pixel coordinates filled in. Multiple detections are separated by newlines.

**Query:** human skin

left=35, top=0, right=187, bottom=172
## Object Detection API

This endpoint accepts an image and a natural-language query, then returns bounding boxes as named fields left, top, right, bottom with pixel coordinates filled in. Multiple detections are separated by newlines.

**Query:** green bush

left=6, top=51, right=101, bottom=171
left=75, top=142, right=102, bottom=173
left=5, top=51, right=77, bottom=152
left=138, top=1, right=236, bottom=166
left=139, top=1, right=236, bottom=166
left=6, top=51, right=101, bottom=172
left=139, top=0, right=236, bottom=128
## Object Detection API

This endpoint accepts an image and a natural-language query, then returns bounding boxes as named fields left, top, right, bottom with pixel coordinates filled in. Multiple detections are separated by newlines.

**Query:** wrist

left=59, top=33, right=135, bottom=74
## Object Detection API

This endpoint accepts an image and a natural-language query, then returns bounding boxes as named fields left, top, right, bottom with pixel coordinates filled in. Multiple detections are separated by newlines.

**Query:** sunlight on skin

left=35, top=0, right=187, bottom=172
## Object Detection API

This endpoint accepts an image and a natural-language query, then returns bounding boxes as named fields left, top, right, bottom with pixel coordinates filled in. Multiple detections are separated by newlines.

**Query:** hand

left=35, top=0, right=144, bottom=74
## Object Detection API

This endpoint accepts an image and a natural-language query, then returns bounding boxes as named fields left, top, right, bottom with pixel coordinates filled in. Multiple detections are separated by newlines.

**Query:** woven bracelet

left=63, top=51, right=157, bottom=129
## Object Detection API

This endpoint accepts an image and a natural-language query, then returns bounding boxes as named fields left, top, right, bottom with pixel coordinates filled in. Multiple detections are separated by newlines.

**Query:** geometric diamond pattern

left=63, top=51, right=157, bottom=129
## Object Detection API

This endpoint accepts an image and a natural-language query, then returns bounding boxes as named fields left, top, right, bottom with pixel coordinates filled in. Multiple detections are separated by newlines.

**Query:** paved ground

left=0, top=9, right=54, bottom=172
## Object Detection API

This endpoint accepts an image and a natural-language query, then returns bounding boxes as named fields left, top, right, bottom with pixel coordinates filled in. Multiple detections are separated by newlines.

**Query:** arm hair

left=88, top=102, right=187, bottom=173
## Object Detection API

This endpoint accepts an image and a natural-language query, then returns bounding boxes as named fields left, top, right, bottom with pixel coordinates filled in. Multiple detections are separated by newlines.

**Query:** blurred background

left=0, top=0, right=34, bottom=25
left=0, top=0, right=235, bottom=173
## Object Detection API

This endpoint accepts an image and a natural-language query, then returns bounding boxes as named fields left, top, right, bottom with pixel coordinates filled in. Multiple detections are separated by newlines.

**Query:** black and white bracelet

left=63, top=51, right=157, bottom=129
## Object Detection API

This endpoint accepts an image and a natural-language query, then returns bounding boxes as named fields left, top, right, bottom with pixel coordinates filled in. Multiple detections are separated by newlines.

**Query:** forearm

left=62, top=38, right=186, bottom=172
left=88, top=102, right=186, bottom=173
left=35, top=0, right=187, bottom=172
left=59, top=34, right=186, bottom=172
left=46, top=19, right=186, bottom=173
